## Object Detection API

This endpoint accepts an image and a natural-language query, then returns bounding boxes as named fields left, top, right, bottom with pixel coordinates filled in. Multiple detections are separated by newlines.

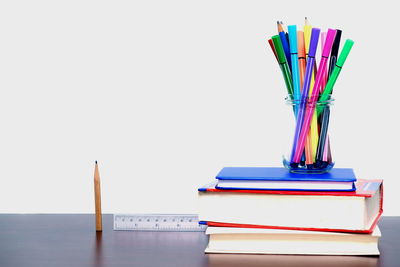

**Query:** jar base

left=283, top=157, right=335, bottom=174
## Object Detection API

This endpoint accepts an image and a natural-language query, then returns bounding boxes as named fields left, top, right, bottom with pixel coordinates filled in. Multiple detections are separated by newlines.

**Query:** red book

left=198, top=179, right=383, bottom=233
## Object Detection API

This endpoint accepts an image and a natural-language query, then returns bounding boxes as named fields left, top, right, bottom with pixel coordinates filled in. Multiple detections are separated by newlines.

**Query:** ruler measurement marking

left=113, top=214, right=206, bottom=232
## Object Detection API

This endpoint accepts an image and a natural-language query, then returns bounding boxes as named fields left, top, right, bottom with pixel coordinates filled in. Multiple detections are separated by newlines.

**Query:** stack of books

left=198, top=167, right=383, bottom=255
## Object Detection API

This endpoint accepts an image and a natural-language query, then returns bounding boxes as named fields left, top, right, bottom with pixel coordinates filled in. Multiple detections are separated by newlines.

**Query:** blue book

left=215, top=167, right=356, bottom=191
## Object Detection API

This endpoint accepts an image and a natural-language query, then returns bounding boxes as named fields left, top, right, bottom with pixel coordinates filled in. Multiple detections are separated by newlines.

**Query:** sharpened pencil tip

left=277, top=21, right=280, bottom=24
left=95, top=161, right=98, bottom=164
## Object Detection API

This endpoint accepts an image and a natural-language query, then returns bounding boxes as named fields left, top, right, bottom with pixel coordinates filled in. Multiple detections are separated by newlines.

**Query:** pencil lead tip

left=95, top=160, right=98, bottom=164
left=277, top=21, right=280, bottom=24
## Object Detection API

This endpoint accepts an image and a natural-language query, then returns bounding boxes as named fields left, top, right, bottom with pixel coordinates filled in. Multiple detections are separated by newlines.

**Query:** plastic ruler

left=113, top=214, right=207, bottom=232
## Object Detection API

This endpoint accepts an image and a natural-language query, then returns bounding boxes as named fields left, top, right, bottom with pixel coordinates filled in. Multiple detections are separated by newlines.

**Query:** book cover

left=216, top=167, right=356, bottom=182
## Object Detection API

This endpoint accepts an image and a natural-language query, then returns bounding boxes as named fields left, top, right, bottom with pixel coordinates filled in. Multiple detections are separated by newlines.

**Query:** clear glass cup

left=283, top=95, right=335, bottom=174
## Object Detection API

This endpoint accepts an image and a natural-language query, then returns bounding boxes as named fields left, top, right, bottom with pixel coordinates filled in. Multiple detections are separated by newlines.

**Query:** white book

left=205, top=227, right=381, bottom=255
left=198, top=179, right=383, bottom=232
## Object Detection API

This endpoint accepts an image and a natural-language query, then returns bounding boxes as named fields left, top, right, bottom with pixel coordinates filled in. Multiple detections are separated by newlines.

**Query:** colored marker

left=314, top=32, right=330, bottom=165
left=320, top=31, right=343, bottom=164
left=297, top=30, right=313, bottom=165
left=323, top=135, right=330, bottom=162
left=292, top=29, right=337, bottom=163
left=297, top=31, right=308, bottom=165
left=327, top=139, right=332, bottom=162
left=279, top=31, right=292, bottom=70
left=328, top=29, right=342, bottom=77
left=297, top=31, right=306, bottom=87
left=314, top=39, right=354, bottom=165
left=271, top=35, right=298, bottom=163
left=317, top=39, right=355, bottom=116
left=315, top=104, right=330, bottom=165
left=268, top=38, right=278, bottom=61
left=316, top=30, right=341, bottom=165
left=289, top=28, right=320, bottom=164
left=271, top=35, right=294, bottom=97
left=304, top=19, right=319, bottom=164
left=320, top=32, right=328, bottom=93
left=288, top=25, right=301, bottom=106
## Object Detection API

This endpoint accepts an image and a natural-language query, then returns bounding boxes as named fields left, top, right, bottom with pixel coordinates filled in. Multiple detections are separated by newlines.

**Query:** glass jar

left=283, top=96, right=335, bottom=174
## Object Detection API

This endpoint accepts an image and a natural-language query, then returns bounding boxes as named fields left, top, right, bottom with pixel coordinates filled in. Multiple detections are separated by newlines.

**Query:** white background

left=0, top=0, right=399, bottom=215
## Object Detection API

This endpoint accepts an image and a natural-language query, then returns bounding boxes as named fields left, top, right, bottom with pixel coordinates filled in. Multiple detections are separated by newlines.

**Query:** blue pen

left=279, top=31, right=291, bottom=70
left=288, top=25, right=301, bottom=108
left=290, top=28, right=320, bottom=164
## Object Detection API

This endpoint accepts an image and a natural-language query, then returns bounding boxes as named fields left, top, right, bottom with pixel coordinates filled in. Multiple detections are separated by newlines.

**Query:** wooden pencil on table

left=94, top=161, right=102, bottom=232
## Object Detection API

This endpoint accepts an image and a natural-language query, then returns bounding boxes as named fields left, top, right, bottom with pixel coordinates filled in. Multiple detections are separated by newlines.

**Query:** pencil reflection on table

left=91, top=231, right=104, bottom=267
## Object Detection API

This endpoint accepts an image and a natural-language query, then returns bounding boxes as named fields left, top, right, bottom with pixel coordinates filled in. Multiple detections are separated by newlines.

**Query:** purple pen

left=290, top=28, right=320, bottom=164
left=292, top=29, right=337, bottom=163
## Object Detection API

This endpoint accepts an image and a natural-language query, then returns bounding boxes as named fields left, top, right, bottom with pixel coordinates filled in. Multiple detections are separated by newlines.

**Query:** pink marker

left=292, top=29, right=337, bottom=163
left=321, top=31, right=329, bottom=162
left=327, top=140, right=332, bottom=162
left=320, top=32, right=328, bottom=92
left=323, top=135, right=330, bottom=161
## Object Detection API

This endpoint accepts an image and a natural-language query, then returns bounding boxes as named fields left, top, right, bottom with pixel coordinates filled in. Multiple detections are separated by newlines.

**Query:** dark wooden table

left=0, top=215, right=398, bottom=267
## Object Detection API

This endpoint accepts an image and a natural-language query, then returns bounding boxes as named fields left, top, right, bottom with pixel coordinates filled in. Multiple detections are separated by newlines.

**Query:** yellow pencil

left=305, top=17, right=310, bottom=26
left=94, top=161, right=102, bottom=232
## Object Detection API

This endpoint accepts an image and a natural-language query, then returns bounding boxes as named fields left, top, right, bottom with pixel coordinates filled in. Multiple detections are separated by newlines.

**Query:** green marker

left=317, top=39, right=354, bottom=116
left=272, top=35, right=294, bottom=98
